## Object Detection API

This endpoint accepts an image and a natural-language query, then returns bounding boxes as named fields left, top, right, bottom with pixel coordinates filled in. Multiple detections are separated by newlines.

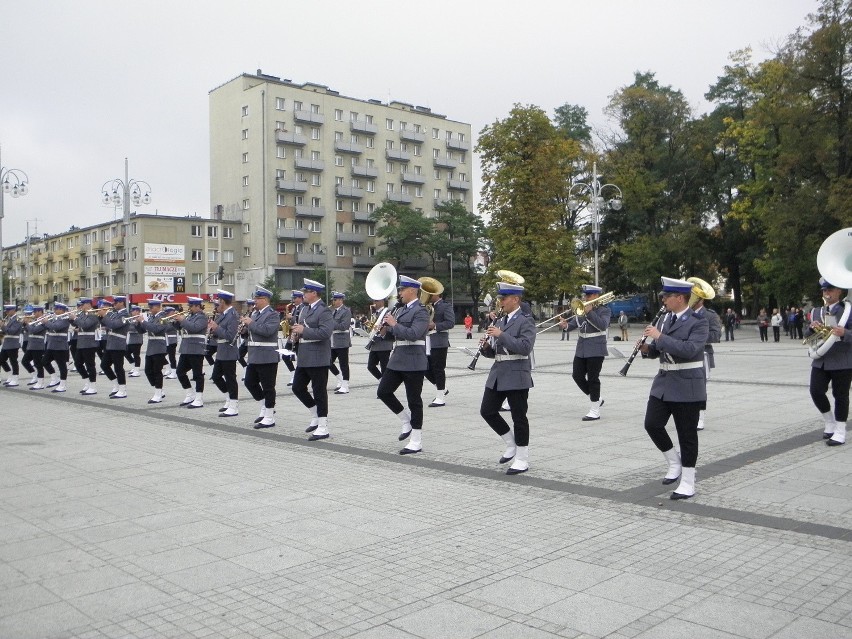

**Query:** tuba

left=809, top=228, right=852, bottom=359
left=496, top=269, right=525, bottom=285
left=418, top=277, right=444, bottom=322
left=364, top=262, right=398, bottom=349
left=687, top=277, right=716, bottom=308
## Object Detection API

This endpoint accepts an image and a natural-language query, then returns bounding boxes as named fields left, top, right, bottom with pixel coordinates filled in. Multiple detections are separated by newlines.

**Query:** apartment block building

left=209, top=70, right=473, bottom=296
left=0, top=213, right=243, bottom=307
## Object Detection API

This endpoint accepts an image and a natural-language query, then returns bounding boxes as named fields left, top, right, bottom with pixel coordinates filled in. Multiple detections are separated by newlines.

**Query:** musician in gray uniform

left=175, top=297, right=209, bottom=408
left=73, top=298, right=99, bottom=394
left=243, top=286, right=282, bottom=429
left=377, top=275, right=430, bottom=454
left=163, top=307, right=179, bottom=379
left=480, top=281, right=536, bottom=475
left=135, top=299, right=170, bottom=404
left=281, top=291, right=303, bottom=386
left=806, top=276, right=852, bottom=446
left=1, top=304, right=23, bottom=387
left=291, top=279, right=334, bottom=440
left=328, top=291, right=352, bottom=395
left=24, top=306, right=51, bottom=390
left=237, top=299, right=256, bottom=370
left=43, top=302, right=72, bottom=393
left=208, top=289, right=240, bottom=417
left=425, top=289, right=455, bottom=407
left=366, top=298, right=393, bottom=379
left=125, top=305, right=144, bottom=377
left=559, top=284, right=611, bottom=421
left=640, top=276, right=710, bottom=500
left=691, top=290, right=722, bottom=431
left=99, top=296, right=131, bottom=399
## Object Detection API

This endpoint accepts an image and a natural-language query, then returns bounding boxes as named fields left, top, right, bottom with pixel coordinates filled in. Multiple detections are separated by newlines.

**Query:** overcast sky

left=0, top=0, right=813, bottom=246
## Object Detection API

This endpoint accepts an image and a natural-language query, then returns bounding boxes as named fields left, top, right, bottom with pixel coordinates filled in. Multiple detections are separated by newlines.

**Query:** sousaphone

left=364, top=262, right=398, bottom=350
left=810, top=228, right=852, bottom=359
left=687, top=277, right=716, bottom=308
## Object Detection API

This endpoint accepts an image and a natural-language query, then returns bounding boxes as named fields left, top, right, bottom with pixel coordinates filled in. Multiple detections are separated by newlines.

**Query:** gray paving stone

left=584, top=573, right=693, bottom=611
left=677, top=594, right=799, bottom=639
left=633, top=617, right=742, bottom=638
left=161, top=559, right=259, bottom=593
left=389, top=600, right=506, bottom=638
left=534, top=591, right=647, bottom=636
left=0, top=601, right=93, bottom=639
left=526, top=557, right=622, bottom=592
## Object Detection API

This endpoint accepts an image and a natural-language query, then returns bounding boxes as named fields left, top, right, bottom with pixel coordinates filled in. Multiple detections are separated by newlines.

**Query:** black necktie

left=664, top=313, right=675, bottom=332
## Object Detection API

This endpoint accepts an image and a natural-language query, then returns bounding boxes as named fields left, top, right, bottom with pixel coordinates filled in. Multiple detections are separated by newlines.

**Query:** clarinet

left=467, top=309, right=504, bottom=371
left=618, top=305, right=667, bottom=377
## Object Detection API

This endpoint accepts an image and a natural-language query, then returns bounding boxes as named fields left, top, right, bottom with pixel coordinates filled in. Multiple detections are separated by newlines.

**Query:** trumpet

left=159, top=310, right=190, bottom=324
left=536, top=291, right=617, bottom=334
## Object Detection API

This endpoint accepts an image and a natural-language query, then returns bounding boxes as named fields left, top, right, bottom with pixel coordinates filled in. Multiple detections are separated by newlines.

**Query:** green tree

left=430, top=200, right=487, bottom=310
left=553, top=103, right=592, bottom=144
left=258, top=275, right=283, bottom=308
left=370, top=200, right=433, bottom=268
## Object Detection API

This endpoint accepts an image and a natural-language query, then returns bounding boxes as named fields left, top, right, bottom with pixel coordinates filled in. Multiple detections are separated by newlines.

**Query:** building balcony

left=277, top=228, right=310, bottom=240
left=350, top=120, right=378, bottom=135
left=352, top=256, right=377, bottom=268
left=277, top=179, right=309, bottom=193
left=60, top=249, right=70, bottom=258
left=401, top=172, right=426, bottom=185
left=295, top=252, right=326, bottom=265
left=447, top=179, right=471, bottom=191
left=336, top=233, right=366, bottom=244
left=334, top=141, right=364, bottom=155
left=446, top=138, right=471, bottom=152
left=295, top=205, right=326, bottom=219
left=386, top=192, right=413, bottom=205
left=433, top=157, right=458, bottom=170
left=293, top=110, right=325, bottom=125
left=294, top=158, right=325, bottom=172
left=351, top=165, right=378, bottom=179
left=352, top=210, right=374, bottom=223
left=276, top=130, right=308, bottom=146
left=89, top=241, right=104, bottom=251
left=336, top=186, right=364, bottom=199
left=400, top=129, right=426, bottom=143
left=385, top=149, right=411, bottom=163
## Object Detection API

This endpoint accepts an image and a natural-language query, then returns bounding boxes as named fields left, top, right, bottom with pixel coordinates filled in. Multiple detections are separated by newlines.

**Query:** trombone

left=536, top=291, right=617, bottom=334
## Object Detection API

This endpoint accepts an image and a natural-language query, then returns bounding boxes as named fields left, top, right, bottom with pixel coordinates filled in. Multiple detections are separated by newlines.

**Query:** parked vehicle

left=607, top=295, right=650, bottom=321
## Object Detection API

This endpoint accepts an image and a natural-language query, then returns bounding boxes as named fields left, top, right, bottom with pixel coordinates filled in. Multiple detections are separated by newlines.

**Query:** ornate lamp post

left=101, top=158, right=151, bottom=294
left=0, top=146, right=29, bottom=306
left=568, top=161, right=623, bottom=287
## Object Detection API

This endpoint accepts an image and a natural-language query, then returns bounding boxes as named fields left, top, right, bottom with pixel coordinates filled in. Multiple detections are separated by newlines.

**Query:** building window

left=336, top=245, right=344, bottom=257
left=191, top=249, right=202, bottom=262
left=352, top=245, right=362, bottom=256
left=207, top=226, right=218, bottom=238
left=334, top=109, right=343, bottom=121
left=386, top=140, right=394, bottom=150
left=336, top=222, right=344, bottom=233
left=243, top=223, right=250, bottom=233
left=413, top=145, right=421, bottom=156
left=353, top=223, right=361, bottom=234
left=434, top=189, right=442, bottom=200
left=368, top=224, right=376, bottom=236
left=311, top=127, right=320, bottom=140
left=311, top=174, right=321, bottom=186
left=366, top=181, right=375, bottom=193
left=242, top=129, right=248, bottom=140
left=400, top=121, right=407, bottom=131
left=336, top=200, right=344, bottom=212
left=208, top=249, right=218, bottom=262
left=366, top=137, right=374, bottom=149
left=459, top=152, right=466, bottom=164
left=367, top=203, right=375, bottom=213
left=242, top=152, right=249, bottom=163
left=432, top=127, right=440, bottom=139
left=243, top=247, right=251, bottom=257
left=294, top=195, right=304, bottom=206
left=335, top=176, right=344, bottom=186
left=130, top=222, right=137, bottom=235
left=415, top=186, right=423, bottom=197
left=433, top=149, right=440, bottom=159
left=241, top=105, right=249, bottom=117
left=242, top=175, right=249, bottom=186
left=276, top=120, right=286, bottom=130
left=223, top=227, right=234, bottom=239
left=368, top=247, right=376, bottom=257
left=276, top=147, right=286, bottom=159
left=309, top=220, right=322, bottom=232
left=277, top=242, right=287, bottom=254
left=192, top=273, right=203, bottom=286
left=275, top=97, right=285, bottom=110
left=350, top=134, right=360, bottom=144
left=293, top=100, right=302, bottom=111
left=387, top=183, right=394, bottom=193
left=242, top=199, right=250, bottom=210
left=386, top=118, right=394, bottom=130
left=311, top=104, right=320, bottom=113
left=434, top=169, right=441, bottom=179
left=277, top=194, right=286, bottom=206
left=191, top=225, right=202, bottom=237
left=334, top=131, right=343, bottom=142
left=311, top=150, right=321, bottom=161
left=386, top=163, right=394, bottom=174
left=223, top=250, right=234, bottom=262
left=311, top=197, right=321, bottom=207
left=294, top=124, right=303, bottom=135
left=352, top=201, right=360, bottom=212
left=334, top=155, right=343, bottom=167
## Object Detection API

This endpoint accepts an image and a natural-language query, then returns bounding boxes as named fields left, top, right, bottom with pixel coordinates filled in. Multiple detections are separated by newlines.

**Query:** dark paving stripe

left=6, top=387, right=850, bottom=542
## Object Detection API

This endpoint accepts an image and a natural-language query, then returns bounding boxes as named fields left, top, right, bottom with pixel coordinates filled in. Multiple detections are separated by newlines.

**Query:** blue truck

left=606, top=295, right=650, bottom=322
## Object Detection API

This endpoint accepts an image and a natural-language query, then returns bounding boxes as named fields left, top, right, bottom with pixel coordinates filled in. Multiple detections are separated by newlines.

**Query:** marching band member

left=377, top=275, right=429, bottom=454
left=125, top=305, right=144, bottom=377
left=174, top=297, right=209, bottom=408
left=205, top=299, right=220, bottom=366
left=690, top=290, right=722, bottom=431
left=20, top=309, right=37, bottom=386
left=208, top=289, right=240, bottom=417
left=43, top=302, right=72, bottom=392
left=806, top=277, right=852, bottom=446
left=243, top=286, right=281, bottom=429
left=425, top=287, right=455, bottom=407
left=237, top=299, right=255, bottom=371
left=73, top=298, right=100, bottom=395
left=136, top=300, right=169, bottom=403
left=0, top=304, right=23, bottom=387
left=99, top=296, right=131, bottom=399
left=559, top=284, right=611, bottom=421
left=291, top=279, right=334, bottom=439
left=284, top=291, right=304, bottom=385
left=640, top=276, right=709, bottom=500
left=24, top=306, right=51, bottom=390
left=366, top=298, right=393, bottom=380
left=68, top=301, right=81, bottom=373
left=163, top=306, right=179, bottom=379
left=328, top=291, right=352, bottom=394
left=479, top=280, right=536, bottom=475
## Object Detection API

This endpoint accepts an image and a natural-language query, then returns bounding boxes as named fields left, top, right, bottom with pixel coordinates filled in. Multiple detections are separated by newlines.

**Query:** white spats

left=582, top=399, right=601, bottom=421
left=671, top=467, right=696, bottom=500
left=220, top=400, right=239, bottom=417
left=310, top=416, right=330, bottom=440
left=111, top=384, right=127, bottom=399
left=499, top=432, right=516, bottom=464
left=507, top=446, right=529, bottom=474
left=188, top=394, right=204, bottom=408
left=4, top=375, right=19, bottom=387
left=662, top=448, right=682, bottom=484
left=400, top=428, right=422, bottom=454
left=822, top=411, right=836, bottom=437
left=82, top=383, right=97, bottom=395
left=149, top=389, right=164, bottom=404
left=828, top=420, right=847, bottom=446
left=697, top=409, right=706, bottom=431
left=335, top=380, right=350, bottom=394
left=257, top=406, right=276, bottom=428
left=398, top=409, right=413, bottom=440
left=429, top=394, right=446, bottom=407
left=181, top=390, right=196, bottom=406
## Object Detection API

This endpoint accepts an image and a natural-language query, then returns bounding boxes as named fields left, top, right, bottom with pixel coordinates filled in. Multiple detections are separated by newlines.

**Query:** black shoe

left=581, top=415, right=600, bottom=422
left=670, top=491, right=693, bottom=500
left=308, top=433, right=329, bottom=441
left=399, top=447, right=421, bottom=455
left=662, top=475, right=680, bottom=485
left=506, top=467, right=528, bottom=475
left=499, top=454, right=515, bottom=464
left=823, top=432, right=834, bottom=440
left=219, top=406, right=228, bottom=413
left=398, top=430, right=412, bottom=441
left=428, top=401, right=445, bottom=407
left=254, top=415, right=264, bottom=424
left=147, top=399, right=163, bottom=404
left=827, top=438, right=845, bottom=447
left=305, top=423, right=318, bottom=433
left=253, top=422, right=275, bottom=430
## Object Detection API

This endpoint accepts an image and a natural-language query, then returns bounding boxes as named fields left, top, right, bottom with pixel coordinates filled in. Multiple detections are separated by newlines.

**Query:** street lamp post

left=567, top=161, right=623, bottom=287
left=0, top=146, right=30, bottom=306
left=101, top=158, right=151, bottom=295
left=447, top=252, right=454, bottom=308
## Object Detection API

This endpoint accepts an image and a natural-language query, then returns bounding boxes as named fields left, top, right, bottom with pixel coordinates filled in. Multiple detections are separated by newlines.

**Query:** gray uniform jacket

left=566, top=305, right=611, bottom=358
left=1, top=316, right=23, bottom=350
left=165, top=321, right=178, bottom=346
left=369, top=308, right=394, bottom=352
left=295, top=301, right=333, bottom=368
left=646, top=308, right=709, bottom=402
left=127, top=319, right=144, bottom=345
left=44, top=317, right=71, bottom=351
left=331, top=305, right=352, bottom=349
left=694, top=306, right=721, bottom=368
left=26, top=320, right=47, bottom=351
left=138, top=313, right=169, bottom=356
left=101, top=310, right=131, bottom=351
left=247, top=305, right=282, bottom=365
left=178, top=312, right=209, bottom=355
left=387, top=301, right=429, bottom=372
left=427, top=299, right=455, bottom=350
left=73, top=314, right=100, bottom=349
left=484, top=310, right=536, bottom=392
left=213, top=306, right=239, bottom=361
left=807, top=303, right=852, bottom=371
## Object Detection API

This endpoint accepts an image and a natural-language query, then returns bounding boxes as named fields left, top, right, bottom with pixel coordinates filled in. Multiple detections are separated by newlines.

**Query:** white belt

left=47, top=331, right=67, bottom=336
left=495, top=354, right=529, bottom=362
left=659, top=361, right=704, bottom=371
left=397, top=340, right=426, bottom=347
left=248, top=341, right=278, bottom=347
left=2, top=335, right=19, bottom=341
left=427, top=329, right=449, bottom=334
left=148, top=336, right=166, bottom=341
left=579, top=331, right=607, bottom=338
left=77, top=331, right=97, bottom=336
left=216, top=339, right=230, bottom=344
left=299, top=339, right=320, bottom=343
left=183, top=334, right=207, bottom=340
left=28, top=335, right=44, bottom=340
left=333, top=330, right=349, bottom=334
